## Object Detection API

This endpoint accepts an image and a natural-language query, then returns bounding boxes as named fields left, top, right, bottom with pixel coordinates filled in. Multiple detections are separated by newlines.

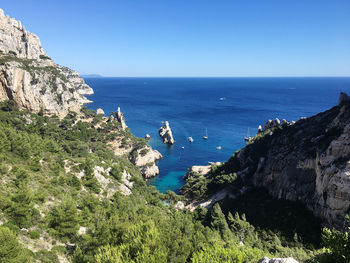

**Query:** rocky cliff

left=0, top=8, right=93, bottom=118
left=184, top=93, right=350, bottom=229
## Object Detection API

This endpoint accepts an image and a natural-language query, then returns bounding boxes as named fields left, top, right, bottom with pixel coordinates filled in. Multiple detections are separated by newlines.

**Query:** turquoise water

left=85, top=77, right=350, bottom=193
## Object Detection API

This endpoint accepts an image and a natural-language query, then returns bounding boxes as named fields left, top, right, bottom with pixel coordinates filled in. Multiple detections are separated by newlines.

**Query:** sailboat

left=203, top=128, right=208, bottom=140
left=244, top=128, right=252, bottom=142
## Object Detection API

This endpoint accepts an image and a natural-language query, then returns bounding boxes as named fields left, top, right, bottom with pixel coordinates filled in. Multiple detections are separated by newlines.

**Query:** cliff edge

left=0, top=8, right=93, bottom=118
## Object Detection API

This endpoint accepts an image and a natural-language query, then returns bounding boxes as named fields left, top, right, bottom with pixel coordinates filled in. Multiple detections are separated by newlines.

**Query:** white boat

left=188, top=137, right=194, bottom=143
left=203, top=128, right=208, bottom=140
left=219, top=97, right=226, bottom=101
left=216, top=146, right=222, bottom=150
left=181, top=146, right=185, bottom=150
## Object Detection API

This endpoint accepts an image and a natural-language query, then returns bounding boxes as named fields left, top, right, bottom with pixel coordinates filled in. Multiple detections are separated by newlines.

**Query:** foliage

left=47, top=197, right=79, bottom=240
left=0, top=226, right=30, bottom=263
left=0, top=101, right=340, bottom=262
left=320, top=216, right=350, bottom=263
left=191, top=244, right=266, bottom=263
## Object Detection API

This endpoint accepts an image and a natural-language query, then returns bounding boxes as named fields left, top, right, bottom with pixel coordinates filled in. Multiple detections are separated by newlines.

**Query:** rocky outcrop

left=258, top=257, right=299, bottom=263
left=263, top=118, right=280, bottom=131
left=159, top=121, right=175, bottom=144
left=338, top=92, right=350, bottom=105
left=96, top=108, right=105, bottom=115
left=130, top=146, right=162, bottom=178
left=0, top=8, right=93, bottom=118
left=191, top=93, right=350, bottom=229
left=112, top=107, right=127, bottom=130
left=184, top=162, right=222, bottom=179
left=0, top=9, right=46, bottom=59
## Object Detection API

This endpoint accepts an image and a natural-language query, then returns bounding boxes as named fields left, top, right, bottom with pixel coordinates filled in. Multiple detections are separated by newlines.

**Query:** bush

left=0, top=226, right=31, bottom=262
left=39, top=55, right=51, bottom=60
left=28, top=230, right=40, bottom=239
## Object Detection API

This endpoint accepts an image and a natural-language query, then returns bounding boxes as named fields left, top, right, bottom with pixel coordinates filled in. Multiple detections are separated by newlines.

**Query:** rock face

left=184, top=165, right=212, bottom=179
left=159, top=121, right=175, bottom=144
left=0, top=9, right=46, bottom=59
left=130, top=146, right=163, bottom=178
left=0, top=8, right=93, bottom=118
left=258, top=257, right=299, bottom=263
left=112, top=107, right=127, bottom=130
left=338, top=92, right=350, bottom=105
left=200, top=93, right=350, bottom=229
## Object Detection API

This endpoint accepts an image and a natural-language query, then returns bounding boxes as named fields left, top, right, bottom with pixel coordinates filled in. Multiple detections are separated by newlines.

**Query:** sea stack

left=114, top=107, right=127, bottom=130
left=159, top=121, right=175, bottom=144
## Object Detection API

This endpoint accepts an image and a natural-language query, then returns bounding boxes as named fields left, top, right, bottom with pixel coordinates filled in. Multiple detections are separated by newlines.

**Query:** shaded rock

left=263, top=118, right=281, bottom=131
left=338, top=92, right=350, bottom=105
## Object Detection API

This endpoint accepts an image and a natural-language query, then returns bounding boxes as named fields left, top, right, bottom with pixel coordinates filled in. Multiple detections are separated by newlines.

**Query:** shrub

left=0, top=226, right=31, bottom=262
left=28, top=230, right=40, bottom=239
left=39, top=55, right=51, bottom=60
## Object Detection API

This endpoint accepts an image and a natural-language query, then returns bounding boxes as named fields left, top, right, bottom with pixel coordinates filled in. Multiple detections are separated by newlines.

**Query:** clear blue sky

left=1, top=0, right=349, bottom=77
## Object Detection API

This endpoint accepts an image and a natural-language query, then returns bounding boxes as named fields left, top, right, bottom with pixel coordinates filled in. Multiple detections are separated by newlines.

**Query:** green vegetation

left=0, top=100, right=348, bottom=262
left=0, top=55, right=68, bottom=90
left=39, top=55, right=51, bottom=60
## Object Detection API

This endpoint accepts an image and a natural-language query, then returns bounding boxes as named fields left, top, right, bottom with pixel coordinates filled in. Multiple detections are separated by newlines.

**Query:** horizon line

left=81, top=75, right=350, bottom=78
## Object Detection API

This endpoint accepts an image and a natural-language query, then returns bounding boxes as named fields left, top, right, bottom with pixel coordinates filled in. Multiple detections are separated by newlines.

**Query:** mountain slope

left=183, top=94, right=350, bottom=229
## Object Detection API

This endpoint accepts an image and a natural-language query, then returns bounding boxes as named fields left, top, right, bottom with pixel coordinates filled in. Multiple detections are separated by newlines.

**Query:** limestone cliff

left=184, top=93, right=350, bottom=229
left=130, top=146, right=163, bottom=178
left=0, top=8, right=93, bottom=118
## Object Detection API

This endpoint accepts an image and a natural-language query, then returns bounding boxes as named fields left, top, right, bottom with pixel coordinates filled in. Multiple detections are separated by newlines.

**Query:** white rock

left=113, top=107, right=127, bottom=130
left=159, top=121, right=175, bottom=144
left=96, top=108, right=105, bottom=115
left=0, top=9, right=94, bottom=118
left=174, top=201, right=185, bottom=210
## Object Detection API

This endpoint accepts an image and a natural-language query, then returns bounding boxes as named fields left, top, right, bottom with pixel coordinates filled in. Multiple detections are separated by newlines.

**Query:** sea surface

left=84, top=77, right=350, bottom=193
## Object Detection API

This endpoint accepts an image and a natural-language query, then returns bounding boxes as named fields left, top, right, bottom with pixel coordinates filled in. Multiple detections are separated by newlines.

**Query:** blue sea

left=84, top=77, right=350, bottom=193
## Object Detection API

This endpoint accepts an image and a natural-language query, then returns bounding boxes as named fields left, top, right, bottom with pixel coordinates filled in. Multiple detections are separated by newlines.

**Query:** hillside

left=0, top=7, right=349, bottom=263
left=182, top=94, right=350, bottom=230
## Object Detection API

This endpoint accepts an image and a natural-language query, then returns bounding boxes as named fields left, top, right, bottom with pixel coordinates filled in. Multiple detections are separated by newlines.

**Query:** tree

left=47, top=198, right=79, bottom=239
left=0, top=226, right=30, bottom=263
left=210, top=203, right=232, bottom=241
left=227, top=212, right=255, bottom=244
left=322, top=216, right=350, bottom=263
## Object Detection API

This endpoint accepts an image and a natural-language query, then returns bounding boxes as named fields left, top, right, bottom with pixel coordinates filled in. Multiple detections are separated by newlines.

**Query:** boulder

left=174, top=201, right=185, bottom=210
left=96, top=108, right=105, bottom=115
